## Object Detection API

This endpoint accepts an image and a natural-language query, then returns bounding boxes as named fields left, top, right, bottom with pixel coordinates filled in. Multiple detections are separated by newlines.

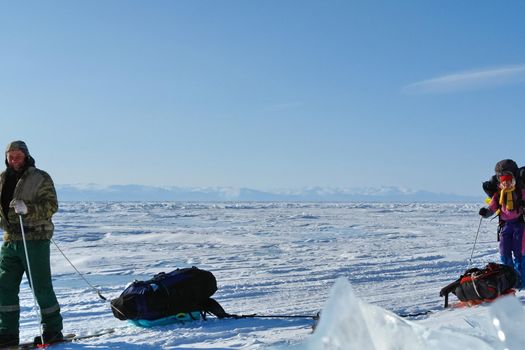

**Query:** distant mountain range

left=56, top=184, right=480, bottom=202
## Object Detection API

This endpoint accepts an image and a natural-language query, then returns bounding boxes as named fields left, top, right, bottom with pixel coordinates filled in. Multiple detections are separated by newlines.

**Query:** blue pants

left=499, top=220, right=525, bottom=287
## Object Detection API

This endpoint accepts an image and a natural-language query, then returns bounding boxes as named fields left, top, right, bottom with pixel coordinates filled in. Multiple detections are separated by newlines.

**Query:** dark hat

left=495, top=159, right=518, bottom=176
left=5, top=140, right=30, bottom=156
left=4, top=140, right=35, bottom=169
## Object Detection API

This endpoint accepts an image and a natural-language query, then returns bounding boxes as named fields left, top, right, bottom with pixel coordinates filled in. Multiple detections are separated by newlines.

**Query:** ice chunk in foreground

left=294, top=278, right=495, bottom=350
left=488, top=296, right=525, bottom=350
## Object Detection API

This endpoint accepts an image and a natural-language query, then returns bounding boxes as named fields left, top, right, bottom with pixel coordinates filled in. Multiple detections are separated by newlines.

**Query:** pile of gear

left=110, top=266, right=236, bottom=327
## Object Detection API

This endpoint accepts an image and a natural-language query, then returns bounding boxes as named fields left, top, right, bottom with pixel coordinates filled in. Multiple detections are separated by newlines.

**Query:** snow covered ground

left=9, top=202, right=525, bottom=349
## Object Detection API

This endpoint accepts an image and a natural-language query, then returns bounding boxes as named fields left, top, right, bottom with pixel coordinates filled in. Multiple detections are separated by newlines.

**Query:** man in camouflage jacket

left=0, top=141, right=63, bottom=347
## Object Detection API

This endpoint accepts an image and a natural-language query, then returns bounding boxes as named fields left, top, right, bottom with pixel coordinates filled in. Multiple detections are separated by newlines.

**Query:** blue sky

left=1, top=1, right=524, bottom=196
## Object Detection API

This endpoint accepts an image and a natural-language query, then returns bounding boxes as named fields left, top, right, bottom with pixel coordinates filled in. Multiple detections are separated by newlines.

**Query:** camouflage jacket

left=0, top=166, right=58, bottom=241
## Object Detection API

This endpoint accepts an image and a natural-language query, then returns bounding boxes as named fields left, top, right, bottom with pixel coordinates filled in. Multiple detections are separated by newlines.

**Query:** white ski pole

left=18, top=214, right=45, bottom=346
left=468, top=216, right=483, bottom=268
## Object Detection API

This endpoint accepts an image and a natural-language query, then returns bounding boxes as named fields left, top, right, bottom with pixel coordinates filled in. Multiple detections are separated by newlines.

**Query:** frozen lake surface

left=9, top=202, right=525, bottom=348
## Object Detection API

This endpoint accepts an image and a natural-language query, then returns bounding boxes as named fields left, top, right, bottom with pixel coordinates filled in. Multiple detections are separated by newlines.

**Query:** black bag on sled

left=439, top=262, right=517, bottom=307
left=110, top=266, right=231, bottom=321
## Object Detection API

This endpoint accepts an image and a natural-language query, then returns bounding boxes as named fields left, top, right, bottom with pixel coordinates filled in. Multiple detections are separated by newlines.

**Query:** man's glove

left=10, top=199, right=28, bottom=215
left=479, top=207, right=492, bottom=218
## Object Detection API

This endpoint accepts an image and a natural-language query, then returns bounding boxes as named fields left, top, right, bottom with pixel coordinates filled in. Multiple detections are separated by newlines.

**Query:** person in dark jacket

left=0, top=141, right=63, bottom=347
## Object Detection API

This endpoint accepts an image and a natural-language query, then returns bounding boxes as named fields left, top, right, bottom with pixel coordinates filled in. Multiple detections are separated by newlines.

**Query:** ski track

left=9, top=202, right=510, bottom=348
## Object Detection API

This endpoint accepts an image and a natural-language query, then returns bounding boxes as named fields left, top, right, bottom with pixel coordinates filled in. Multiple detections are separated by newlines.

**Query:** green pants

left=0, top=240, right=63, bottom=334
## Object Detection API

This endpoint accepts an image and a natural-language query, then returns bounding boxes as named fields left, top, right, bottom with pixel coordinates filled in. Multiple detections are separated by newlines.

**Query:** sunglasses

left=500, top=174, right=514, bottom=182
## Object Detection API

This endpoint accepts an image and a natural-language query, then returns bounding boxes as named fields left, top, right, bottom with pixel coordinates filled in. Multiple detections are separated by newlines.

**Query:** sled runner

left=439, top=262, right=517, bottom=308
left=129, top=311, right=203, bottom=328
left=447, top=288, right=516, bottom=309
left=6, top=328, right=115, bottom=350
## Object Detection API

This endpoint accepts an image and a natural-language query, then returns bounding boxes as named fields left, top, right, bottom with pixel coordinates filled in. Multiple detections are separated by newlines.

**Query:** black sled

left=439, top=262, right=517, bottom=308
left=110, top=266, right=232, bottom=322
